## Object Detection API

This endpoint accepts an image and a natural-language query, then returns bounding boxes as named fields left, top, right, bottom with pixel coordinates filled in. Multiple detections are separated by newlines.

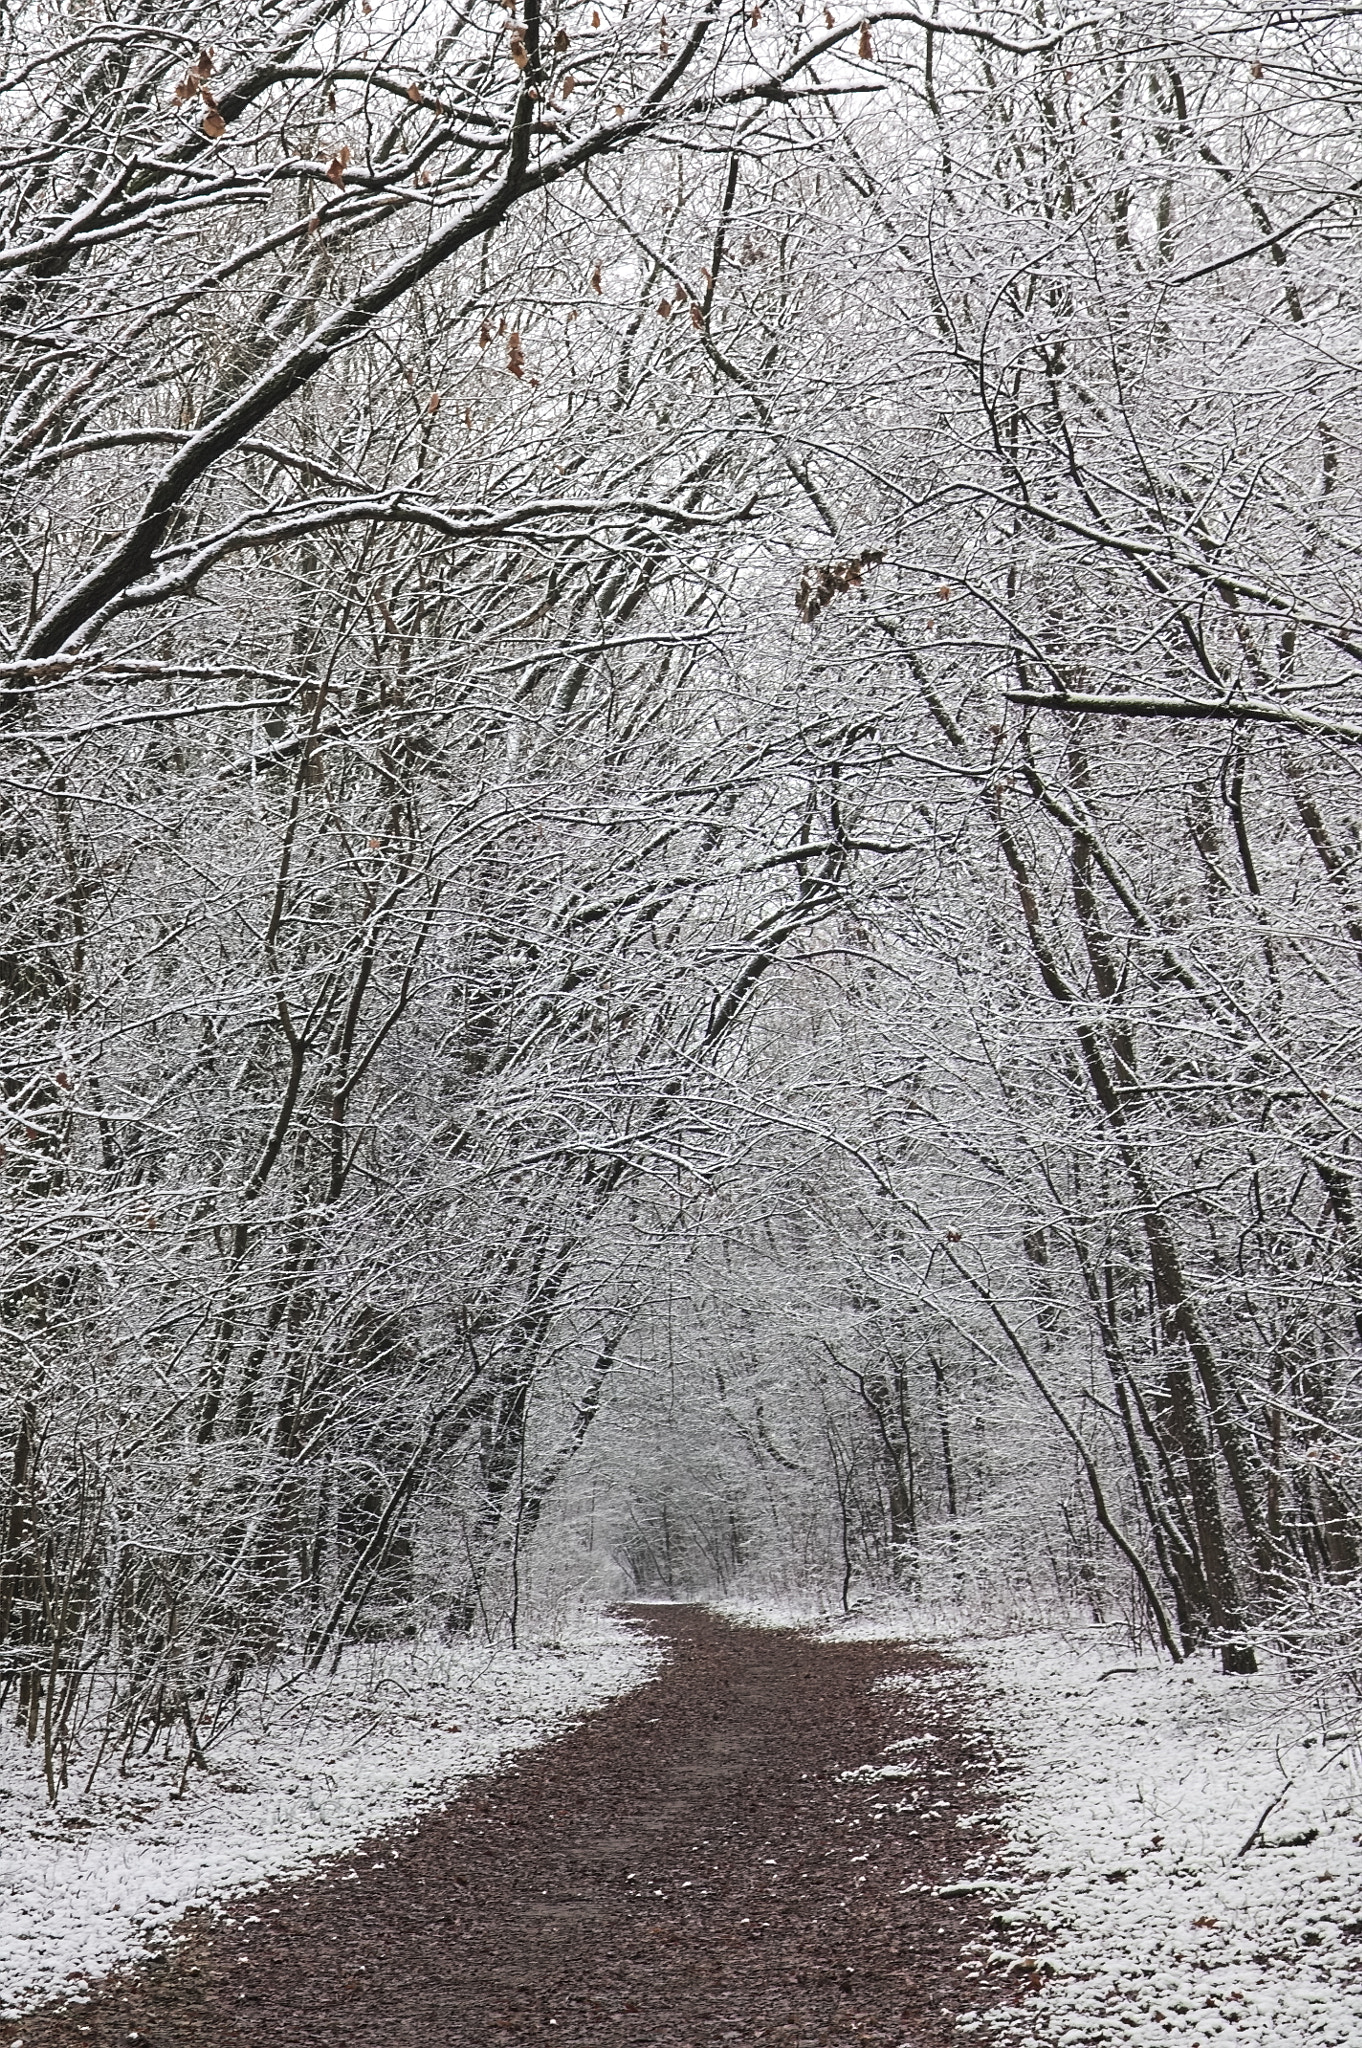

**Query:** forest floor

left=7, top=1606, right=1362, bottom=2048
left=9, top=1607, right=1009, bottom=2048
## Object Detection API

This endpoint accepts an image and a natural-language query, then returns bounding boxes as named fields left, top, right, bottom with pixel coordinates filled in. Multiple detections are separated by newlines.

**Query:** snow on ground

left=0, top=1619, right=660, bottom=2021
left=9, top=1591, right=1359, bottom=2044
left=968, top=1631, right=1362, bottom=2048
left=717, top=1595, right=1362, bottom=2046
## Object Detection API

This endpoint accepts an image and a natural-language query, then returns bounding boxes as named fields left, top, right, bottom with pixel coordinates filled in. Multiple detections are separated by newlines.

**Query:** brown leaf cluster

left=171, top=47, right=227, bottom=136
left=795, top=547, right=884, bottom=624
left=172, top=46, right=213, bottom=103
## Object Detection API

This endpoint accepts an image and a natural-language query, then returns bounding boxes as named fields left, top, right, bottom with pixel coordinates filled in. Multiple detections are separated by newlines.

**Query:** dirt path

left=20, top=1609, right=1009, bottom=2048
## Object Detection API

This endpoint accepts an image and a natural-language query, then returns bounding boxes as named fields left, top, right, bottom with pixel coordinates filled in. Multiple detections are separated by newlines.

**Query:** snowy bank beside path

left=0, top=1621, right=660, bottom=2021
left=972, top=1632, right=1362, bottom=2048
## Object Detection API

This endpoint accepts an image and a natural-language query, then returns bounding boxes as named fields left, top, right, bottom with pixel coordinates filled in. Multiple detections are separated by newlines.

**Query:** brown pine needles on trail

left=19, top=1611, right=1012, bottom=2048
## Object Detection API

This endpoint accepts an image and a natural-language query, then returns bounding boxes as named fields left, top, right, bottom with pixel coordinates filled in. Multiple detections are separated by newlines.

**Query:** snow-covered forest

left=4, top=0, right=1362, bottom=1803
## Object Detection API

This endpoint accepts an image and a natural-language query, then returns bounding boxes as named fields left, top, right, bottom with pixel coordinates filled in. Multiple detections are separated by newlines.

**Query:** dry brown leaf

left=690, top=304, right=703, bottom=328
left=427, top=391, right=441, bottom=415
left=510, top=30, right=529, bottom=67
left=858, top=20, right=871, bottom=56
left=561, top=73, right=576, bottom=95
left=658, top=298, right=671, bottom=318
left=202, top=108, right=226, bottom=138
left=479, top=318, right=493, bottom=348
left=407, top=80, right=423, bottom=101
left=554, top=27, right=570, bottom=51
left=590, top=263, right=602, bottom=292
left=507, top=330, right=525, bottom=377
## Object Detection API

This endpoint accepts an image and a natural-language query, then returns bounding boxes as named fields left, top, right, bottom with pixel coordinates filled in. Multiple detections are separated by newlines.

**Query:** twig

left=1237, top=1780, right=1293, bottom=1856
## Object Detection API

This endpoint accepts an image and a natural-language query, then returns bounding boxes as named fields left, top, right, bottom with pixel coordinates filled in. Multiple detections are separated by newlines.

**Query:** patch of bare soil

left=19, top=1608, right=1012, bottom=2048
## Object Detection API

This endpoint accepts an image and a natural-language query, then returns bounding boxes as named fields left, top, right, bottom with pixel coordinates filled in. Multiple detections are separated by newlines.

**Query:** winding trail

left=22, top=1609, right=1009, bottom=2048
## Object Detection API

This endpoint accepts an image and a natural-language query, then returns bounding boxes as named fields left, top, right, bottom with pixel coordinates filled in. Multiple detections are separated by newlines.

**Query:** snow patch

left=967, top=1633, right=1362, bottom=2048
